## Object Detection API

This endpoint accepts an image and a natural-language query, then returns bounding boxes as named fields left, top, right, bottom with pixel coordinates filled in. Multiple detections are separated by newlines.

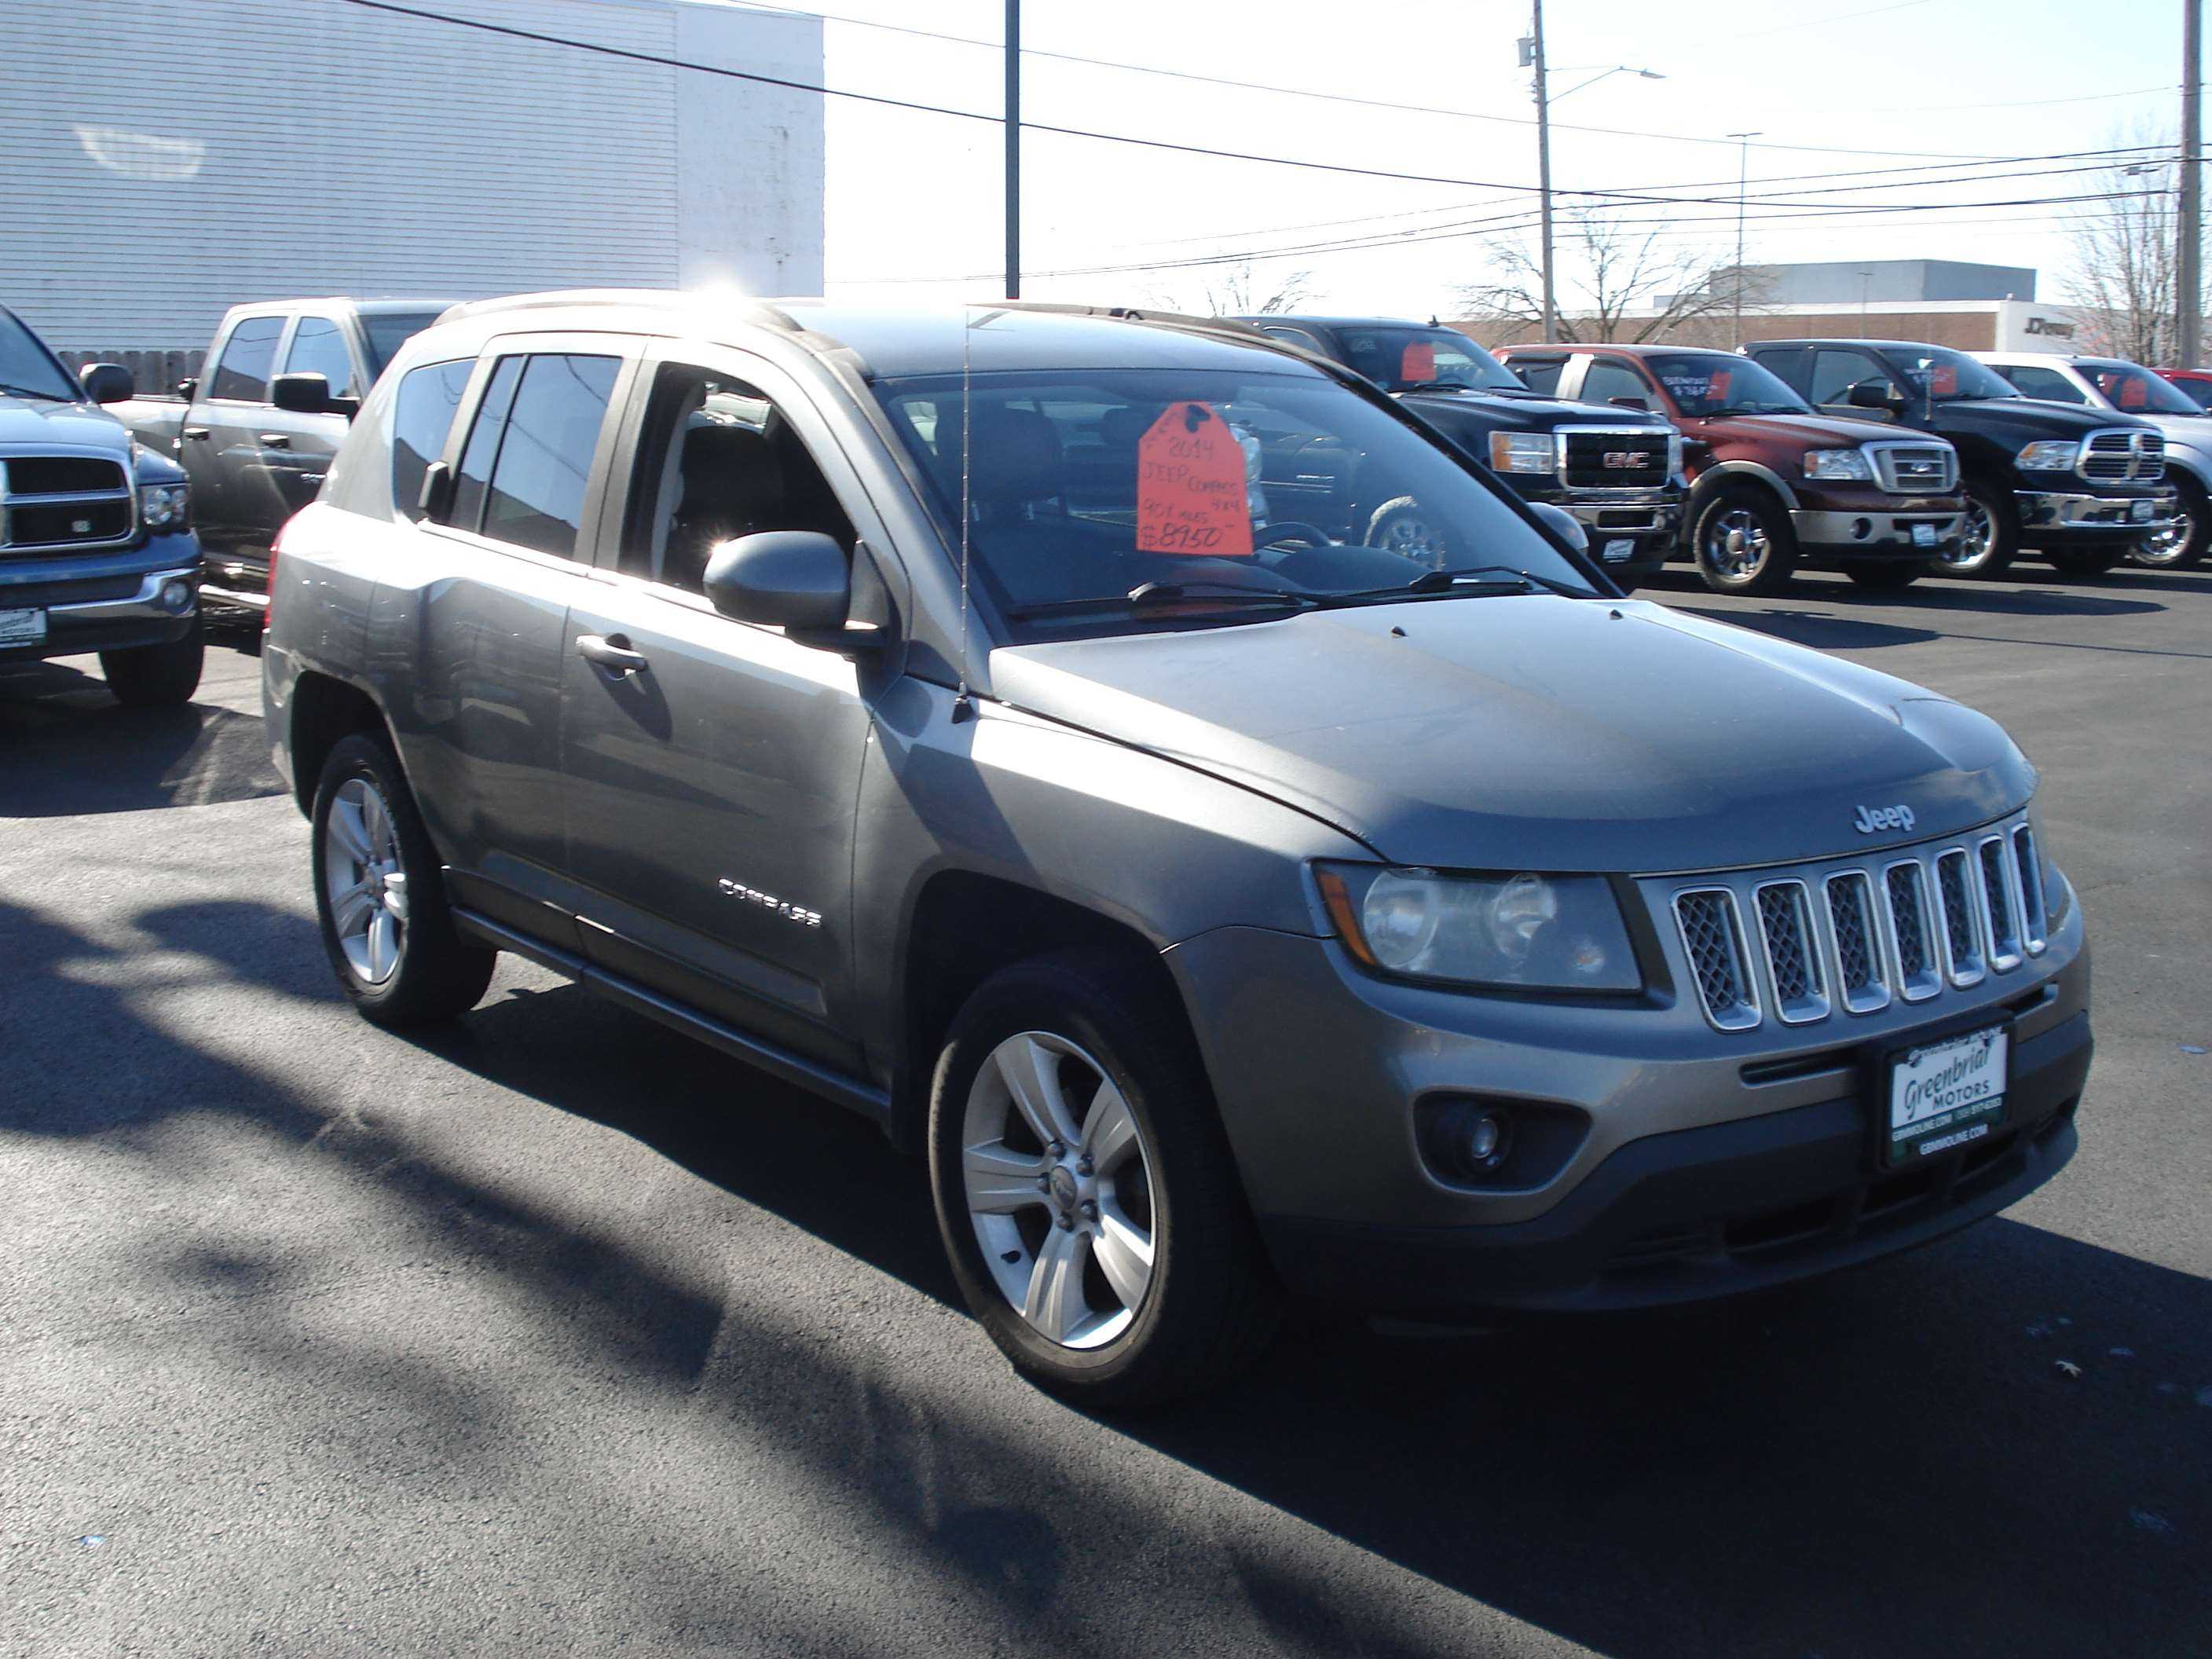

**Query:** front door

left=557, top=346, right=881, bottom=1071
left=249, top=313, right=362, bottom=549
left=188, top=311, right=287, bottom=574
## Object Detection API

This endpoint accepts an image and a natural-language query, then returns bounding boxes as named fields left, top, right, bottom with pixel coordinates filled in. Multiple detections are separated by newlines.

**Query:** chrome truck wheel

left=324, top=776, right=408, bottom=986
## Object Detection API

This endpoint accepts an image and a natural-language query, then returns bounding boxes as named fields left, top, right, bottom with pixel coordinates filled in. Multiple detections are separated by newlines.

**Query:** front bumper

left=2016, top=487, right=2178, bottom=544
left=1792, top=507, right=1964, bottom=558
left=1534, top=493, right=1683, bottom=572
left=0, top=536, right=202, bottom=662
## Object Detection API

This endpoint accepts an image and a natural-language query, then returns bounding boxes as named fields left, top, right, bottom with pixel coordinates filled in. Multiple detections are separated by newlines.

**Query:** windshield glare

left=0, top=309, right=82, bottom=401
left=1897, top=346, right=2019, bottom=403
left=1333, top=327, right=1522, bottom=392
left=2079, top=361, right=2201, bottom=416
left=1645, top=353, right=1809, bottom=417
left=873, top=368, right=1596, bottom=636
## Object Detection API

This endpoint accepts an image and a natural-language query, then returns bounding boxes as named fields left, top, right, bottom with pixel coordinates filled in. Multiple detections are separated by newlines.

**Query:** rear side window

left=390, top=358, right=474, bottom=521
left=284, top=315, right=357, bottom=397
left=479, top=354, right=621, bottom=558
left=209, top=315, right=284, bottom=401
left=450, top=356, right=524, bottom=533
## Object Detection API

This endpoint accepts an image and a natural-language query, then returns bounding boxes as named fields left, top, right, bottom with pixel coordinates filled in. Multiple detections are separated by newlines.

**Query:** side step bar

left=200, top=582, right=269, bottom=611
left=450, top=906, right=893, bottom=1128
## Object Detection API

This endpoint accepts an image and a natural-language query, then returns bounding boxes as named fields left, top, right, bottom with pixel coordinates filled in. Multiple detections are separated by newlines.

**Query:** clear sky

left=754, top=0, right=2186, bottom=315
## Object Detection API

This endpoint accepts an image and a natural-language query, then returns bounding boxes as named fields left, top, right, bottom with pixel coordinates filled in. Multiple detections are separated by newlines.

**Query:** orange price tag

left=1400, top=340, right=1437, bottom=383
left=1136, top=401, right=1254, bottom=556
left=1708, top=369, right=1731, bottom=401
left=1929, top=364, right=1957, bottom=397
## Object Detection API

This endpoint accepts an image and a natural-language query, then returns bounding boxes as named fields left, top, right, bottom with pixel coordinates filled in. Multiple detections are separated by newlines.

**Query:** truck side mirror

left=705, top=530, right=873, bottom=651
left=175, top=378, right=199, bottom=400
left=79, top=363, right=135, bottom=404
left=1847, top=378, right=1903, bottom=414
left=1527, top=500, right=1588, bottom=552
left=270, top=371, right=335, bottom=414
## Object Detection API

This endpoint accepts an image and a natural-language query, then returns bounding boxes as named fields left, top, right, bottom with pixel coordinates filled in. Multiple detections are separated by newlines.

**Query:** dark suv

left=1743, top=339, right=2176, bottom=579
left=1239, top=317, right=1683, bottom=587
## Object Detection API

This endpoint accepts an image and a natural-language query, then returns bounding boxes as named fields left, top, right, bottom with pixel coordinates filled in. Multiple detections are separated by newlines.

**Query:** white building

left=0, top=0, right=824, bottom=353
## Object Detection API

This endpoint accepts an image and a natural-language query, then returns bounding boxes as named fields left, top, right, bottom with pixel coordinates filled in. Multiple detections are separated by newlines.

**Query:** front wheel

left=100, top=621, right=204, bottom=708
left=928, top=950, right=1280, bottom=1408
left=1844, top=560, right=1930, bottom=592
left=1364, top=497, right=1447, bottom=570
left=1941, top=481, right=2017, bottom=578
left=1691, top=489, right=1798, bottom=595
left=2133, top=474, right=2207, bottom=569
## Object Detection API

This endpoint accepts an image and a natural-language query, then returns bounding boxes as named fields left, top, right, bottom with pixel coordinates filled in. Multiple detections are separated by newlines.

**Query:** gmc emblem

left=1603, top=451, right=1651, bottom=468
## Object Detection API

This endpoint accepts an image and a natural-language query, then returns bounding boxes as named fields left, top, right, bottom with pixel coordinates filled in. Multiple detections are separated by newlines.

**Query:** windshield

left=1644, top=353, right=1809, bottom=418
left=1895, top=346, right=2020, bottom=403
left=1330, top=327, right=1522, bottom=393
left=872, top=368, right=1598, bottom=639
left=2078, top=361, right=2201, bottom=416
left=0, top=308, right=83, bottom=401
left=361, top=311, right=441, bottom=377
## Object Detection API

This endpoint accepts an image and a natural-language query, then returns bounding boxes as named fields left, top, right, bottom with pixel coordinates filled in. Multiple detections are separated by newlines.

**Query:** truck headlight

left=2016, top=440, right=2079, bottom=472
left=1488, top=431, right=1556, bottom=474
left=1804, top=449, right=1873, bottom=482
left=140, top=482, right=190, bottom=529
left=1315, top=864, right=1641, bottom=991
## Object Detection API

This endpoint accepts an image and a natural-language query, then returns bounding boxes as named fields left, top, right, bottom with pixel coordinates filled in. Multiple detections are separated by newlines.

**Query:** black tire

left=1690, top=487, right=1799, bottom=595
left=2133, top=473, right=2207, bottom=569
left=2045, top=547, right=2124, bottom=580
left=1364, top=497, right=1446, bottom=569
left=99, top=621, right=204, bottom=708
left=1844, top=560, right=1930, bottom=592
left=1942, top=479, right=2018, bottom=579
left=927, top=949, right=1280, bottom=1408
left=309, top=731, right=496, bottom=1028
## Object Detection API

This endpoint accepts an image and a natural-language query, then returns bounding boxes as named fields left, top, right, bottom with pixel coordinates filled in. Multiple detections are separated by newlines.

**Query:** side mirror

left=270, top=371, right=335, bottom=414
left=418, top=460, right=456, bottom=522
left=175, top=378, right=199, bottom=400
left=80, top=363, right=135, bottom=404
left=704, top=530, right=855, bottom=635
left=1607, top=394, right=1650, bottom=412
left=1527, top=500, right=1588, bottom=553
left=1847, top=378, right=1903, bottom=413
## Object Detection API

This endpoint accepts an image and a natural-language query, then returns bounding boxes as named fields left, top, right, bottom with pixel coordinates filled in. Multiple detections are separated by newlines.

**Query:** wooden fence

left=55, top=348, right=204, bottom=397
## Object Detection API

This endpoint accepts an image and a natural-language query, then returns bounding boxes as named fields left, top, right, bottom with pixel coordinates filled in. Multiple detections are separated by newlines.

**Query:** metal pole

left=2182, top=0, right=2201, bottom=365
left=1533, top=0, right=1555, bottom=343
left=1004, top=0, right=1020, bottom=299
left=1727, top=131, right=1760, bottom=348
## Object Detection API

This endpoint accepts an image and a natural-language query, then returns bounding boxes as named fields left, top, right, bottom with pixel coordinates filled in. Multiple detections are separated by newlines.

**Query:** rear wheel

left=928, top=950, right=1280, bottom=1408
left=100, top=621, right=204, bottom=708
left=2133, top=474, right=2207, bottom=569
left=2045, top=547, right=2125, bottom=580
left=1940, top=480, right=2017, bottom=578
left=1844, top=560, right=1929, bottom=592
left=1691, top=489, right=1798, bottom=595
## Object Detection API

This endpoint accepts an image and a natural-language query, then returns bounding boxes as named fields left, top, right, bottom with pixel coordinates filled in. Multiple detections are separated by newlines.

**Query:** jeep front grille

left=1663, top=814, right=2046, bottom=1033
left=2078, top=429, right=2165, bottom=483
left=0, top=452, right=135, bottom=554
left=1867, top=442, right=1957, bottom=494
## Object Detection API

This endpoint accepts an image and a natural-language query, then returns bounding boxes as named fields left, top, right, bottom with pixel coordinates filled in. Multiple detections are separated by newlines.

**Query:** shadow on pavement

left=1668, top=606, right=1942, bottom=651
left=1642, top=567, right=2168, bottom=621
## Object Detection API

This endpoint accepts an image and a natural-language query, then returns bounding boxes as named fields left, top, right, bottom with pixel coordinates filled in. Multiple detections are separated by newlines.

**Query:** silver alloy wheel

left=1374, top=510, right=1445, bottom=569
left=961, top=1030, right=1157, bottom=1350
left=324, top=777, right=409, bottom=986
left=1943, top=498, right=1995, bottom=570
left=1703, top=505, right=1769, bottom=580
left=2134, top=501, right=2196, bottom=566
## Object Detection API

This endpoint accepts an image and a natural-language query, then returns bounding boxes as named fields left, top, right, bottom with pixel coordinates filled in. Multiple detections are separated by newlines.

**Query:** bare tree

left=1152, top=258, right=1316, bottom=318
left=1454, top=207, right=1763, bottom=345
left=2061, top=129, right=2201, bottom=364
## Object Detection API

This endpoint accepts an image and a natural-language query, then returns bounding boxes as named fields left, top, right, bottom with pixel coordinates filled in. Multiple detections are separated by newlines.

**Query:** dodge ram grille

left=0, top=453, right=135, bottom=555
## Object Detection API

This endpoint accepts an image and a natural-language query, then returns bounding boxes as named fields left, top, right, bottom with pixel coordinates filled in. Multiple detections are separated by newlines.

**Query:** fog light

left=1851, top=518, right=1873, bottom=540
left=159, top=578, right=194, bottom=614
left=1467, top=1111, right=1506, bottom=1164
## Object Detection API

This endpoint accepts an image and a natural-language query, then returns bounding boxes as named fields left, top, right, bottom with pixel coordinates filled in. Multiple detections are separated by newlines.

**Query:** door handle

left=258, top=433, right=292, bottom=449
left=576, top=633, right=649, bottom=676
left=182, top=427, right=211, bottom=440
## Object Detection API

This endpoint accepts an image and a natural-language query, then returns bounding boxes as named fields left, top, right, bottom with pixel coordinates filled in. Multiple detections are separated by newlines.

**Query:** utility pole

left=1004, top=0, right=1020, bottom=298
left=1727, top=130, right=1760, bottom=348
left=2182, top=0, right=2201, bottom=365
left=1529, top=0, right=1555, bottom=342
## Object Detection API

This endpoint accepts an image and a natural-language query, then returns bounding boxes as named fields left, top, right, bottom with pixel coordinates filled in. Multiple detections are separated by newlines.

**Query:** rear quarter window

left=390, top=358, right=475, bottom=521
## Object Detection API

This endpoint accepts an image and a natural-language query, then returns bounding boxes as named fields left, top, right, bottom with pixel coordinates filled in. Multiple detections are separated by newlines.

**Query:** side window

left=1579, top=359, right=1652, bottom=408
left=620, top=361, right=856, bottom=595
left=1996, top=364, right=2086, bottom=404
left=208, top=315, right=284, bottom=402
left=283, top=315, right=358, bottom=397
left=1810, top=349, right=1893, bottom=407
left=1510, top=357, right=1565, bottom=395
left=1745, top=346, right=1809, bottom=393
left=481, top=354, right=622, bottom=558
left=450, top=356, right=524, bottom=533
left=390, top=358, right=474, bottom=522
left=1259, top=326, right=1329, bottom=355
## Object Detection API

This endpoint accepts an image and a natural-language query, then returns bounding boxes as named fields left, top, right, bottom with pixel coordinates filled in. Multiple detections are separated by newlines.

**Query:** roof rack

left=435, top=288, right=804, bottom=333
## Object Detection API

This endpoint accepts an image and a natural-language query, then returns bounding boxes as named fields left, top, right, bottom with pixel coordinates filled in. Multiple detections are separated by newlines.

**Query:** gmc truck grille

left=1868, top=443, right=1957, bottom=493
left=0, top=454, right=135, bottom=554
left=2078, top=429, right=2165, bottom=482
left=1558, top=427, right=1673, bottom=489
left=1665, top=815, right=2047, bottom=1033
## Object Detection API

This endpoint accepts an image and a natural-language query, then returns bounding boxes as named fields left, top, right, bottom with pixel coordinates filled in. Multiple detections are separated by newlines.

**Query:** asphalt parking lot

left=3, top=569, right=2208, bottom=1659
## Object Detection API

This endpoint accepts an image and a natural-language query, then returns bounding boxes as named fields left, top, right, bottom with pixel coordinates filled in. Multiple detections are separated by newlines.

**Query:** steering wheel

left=1252, top=522, right=1336, bottom=551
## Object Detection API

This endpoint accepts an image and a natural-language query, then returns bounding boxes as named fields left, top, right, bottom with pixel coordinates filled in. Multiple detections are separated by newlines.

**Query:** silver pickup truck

left=113, top=298, right=445, bottom=610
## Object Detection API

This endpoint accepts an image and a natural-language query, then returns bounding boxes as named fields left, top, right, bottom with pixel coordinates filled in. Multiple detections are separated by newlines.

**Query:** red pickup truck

left=1499, top=343, right=1965, bottom=595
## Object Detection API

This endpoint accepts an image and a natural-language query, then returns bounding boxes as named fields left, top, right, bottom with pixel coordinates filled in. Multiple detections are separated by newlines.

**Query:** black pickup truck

left=1742, top=339, right=2177, bottom=579
left=0, top=304, right=204, bottom=705
left=1236, top=316, right=1683, bottom=587
left=113, top=297, right=447, bottom=610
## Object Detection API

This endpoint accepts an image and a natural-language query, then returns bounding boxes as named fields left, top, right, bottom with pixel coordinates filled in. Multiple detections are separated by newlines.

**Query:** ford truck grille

left=1663, top=813, right=2048, bottom=1034
left=2078, top=429, right=2164, bottom=482
left=1, top=454, right=134, bottom=554
left=1867, top=442, right=1957, bottom=493
left=1558, top=427, right=1674, bottom=489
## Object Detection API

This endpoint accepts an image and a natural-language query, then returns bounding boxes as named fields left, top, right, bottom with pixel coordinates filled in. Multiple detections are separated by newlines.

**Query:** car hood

left=0, top=393, right=130, bottom=452
left=990, top=596, right=2032, bottom=872
left=1701, top=412, right=1933, bottom=449
left=1936, top=397, right=2148, bottom=441
left=1400, top=388, right=1672, bottom=434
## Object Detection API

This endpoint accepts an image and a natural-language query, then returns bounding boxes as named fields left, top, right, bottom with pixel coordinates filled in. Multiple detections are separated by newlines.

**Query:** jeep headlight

left=1315, top=864, right=1640, bottom=991
left=2016, top=440, right=2079, bottom=472
left=1488, top=431, right=1556, bottom=474
left=140, top=482, right=189, bottom=529
left=1804, top=448, right=1873, bottom=482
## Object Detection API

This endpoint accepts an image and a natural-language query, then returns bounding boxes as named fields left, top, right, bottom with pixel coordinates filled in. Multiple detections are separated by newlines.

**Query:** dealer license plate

left=2131, top=500, right=2154, bottom=522
left=1885, top=1024, right=2008, bottom=1166
left=1911, top=522, right=1938, bottom=548
left=1601, top=537, right=1635, bottom=563
left=0, top=607, right=47, bottom=648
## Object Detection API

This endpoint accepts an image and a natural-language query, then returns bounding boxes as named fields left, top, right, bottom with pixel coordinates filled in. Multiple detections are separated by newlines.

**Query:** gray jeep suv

left=265, top=292, right=2093, bottom=1405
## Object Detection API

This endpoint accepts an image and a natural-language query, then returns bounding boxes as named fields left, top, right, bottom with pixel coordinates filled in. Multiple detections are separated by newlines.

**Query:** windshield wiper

left=1007, top=581, right=1317, bottom=621
left=0, top=382, right=71, bottom=402
left=1307, top=566, right=1573, bottom=607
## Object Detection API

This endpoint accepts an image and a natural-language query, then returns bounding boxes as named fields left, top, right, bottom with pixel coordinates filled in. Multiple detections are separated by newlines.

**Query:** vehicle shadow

left=1, top=657, right=283, bottom=815
left=1666, top=606, right=1942, bottom=651
left=1642, top=567, right=2169, bottom=621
